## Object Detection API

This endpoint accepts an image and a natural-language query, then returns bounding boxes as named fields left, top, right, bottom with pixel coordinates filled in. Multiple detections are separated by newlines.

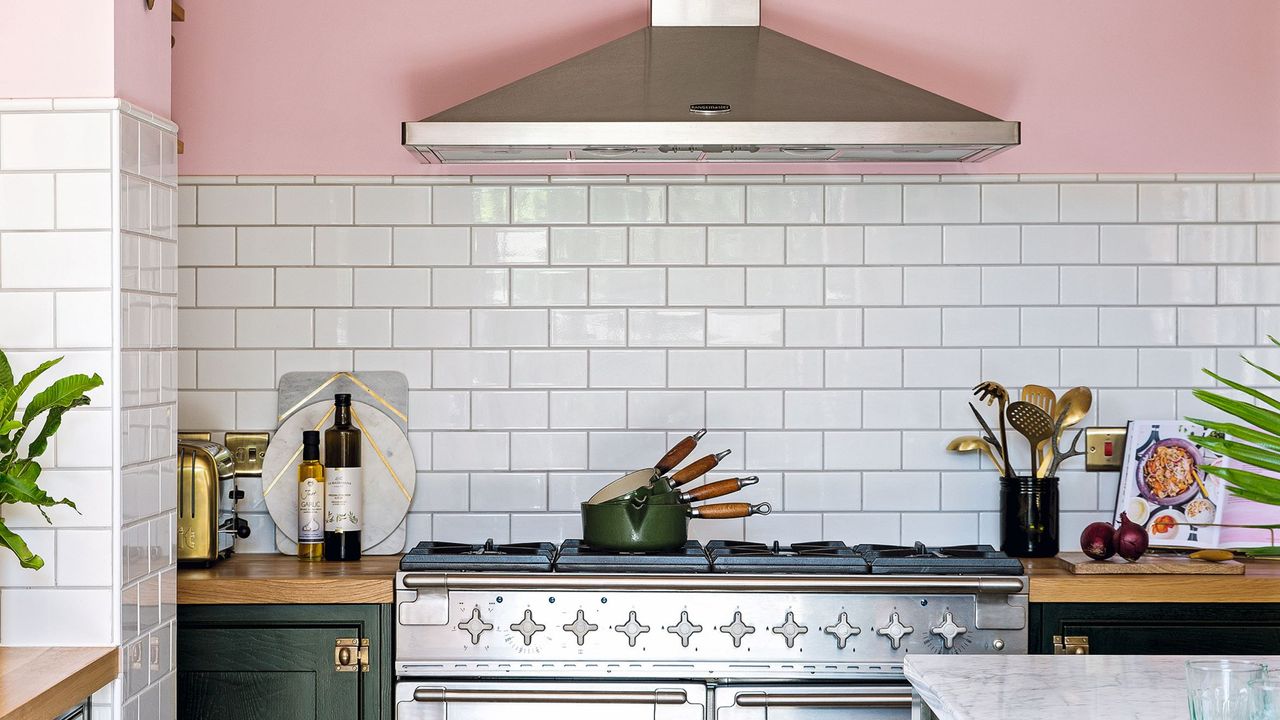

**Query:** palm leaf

left=24, top=401, right=85, bottom=460
left=0, top=357, right=62, bottom=426
left=1240, top=355, right=1280, bottom=387
left=0, top=350, right=11, bottom=390
left=1186, top=418, right=1280, bottom=451
left=1190, top=435, right=1280, bottom=475
left=21, top=373, right=101, bottom=426
left=0, top=518, right=41, bottom=570
left=1192, top=389, right=1280, bottom=438
left=1202, top=367, right=1280, bottom=412
left=1199, top=466, right=1280, bottom=504
left=0, top=470, right=74, bottom=524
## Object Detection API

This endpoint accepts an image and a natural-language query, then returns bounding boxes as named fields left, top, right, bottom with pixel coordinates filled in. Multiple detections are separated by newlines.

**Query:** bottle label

left=298, top=478, right=324, bottom=542
left=325, top=467, right=363, bottom=533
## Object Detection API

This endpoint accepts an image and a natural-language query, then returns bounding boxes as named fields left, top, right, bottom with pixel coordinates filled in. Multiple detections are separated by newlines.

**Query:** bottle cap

left=303, top=430, right=319, bottom=445
left=334, top=393, right=352, bottom=407
left=302, top=430, right=320, bottom=461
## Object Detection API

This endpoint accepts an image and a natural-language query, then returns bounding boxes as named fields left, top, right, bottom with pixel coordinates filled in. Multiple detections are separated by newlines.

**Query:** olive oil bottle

left=296, top=430, right=324, bottom=561
left=323, top=394, right=363, bottom=561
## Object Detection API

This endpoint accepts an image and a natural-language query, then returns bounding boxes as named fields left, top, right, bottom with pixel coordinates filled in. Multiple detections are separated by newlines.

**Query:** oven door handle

left=413, top=688, right=689, bottom=704
left=732, top=691, right=913, bottom=708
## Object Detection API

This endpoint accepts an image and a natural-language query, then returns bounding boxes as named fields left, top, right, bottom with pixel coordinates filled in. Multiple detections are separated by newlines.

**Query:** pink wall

left=173, top=0, right=1280, bottom=175
left=115, top=0, right=173, bottom=117
left=0, top=1, right=115, bottom=100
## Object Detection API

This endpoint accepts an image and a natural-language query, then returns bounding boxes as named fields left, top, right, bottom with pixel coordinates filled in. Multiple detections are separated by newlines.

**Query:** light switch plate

left=225, top=432, right=270, bottom=477
left=1084, top=427, right=1126, bottom=472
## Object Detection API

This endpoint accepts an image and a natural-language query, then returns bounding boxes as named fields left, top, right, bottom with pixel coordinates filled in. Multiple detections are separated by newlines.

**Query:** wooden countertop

left=178, top=554, right=399, bottom=604
left=1024, top=557, right=1280, bottom=603
left=179, top=553, right=1280, bottom=606
left=0, top=646, right=117, bottom=720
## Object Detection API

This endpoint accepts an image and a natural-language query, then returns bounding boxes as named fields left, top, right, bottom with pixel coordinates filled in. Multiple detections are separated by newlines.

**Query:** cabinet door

left=1032, top=603, right=1280, bottom=655
left=178, top=604, right=390, bottom=720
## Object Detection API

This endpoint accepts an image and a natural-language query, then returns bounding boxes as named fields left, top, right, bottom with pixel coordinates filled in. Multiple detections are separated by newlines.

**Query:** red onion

left=1114, top=512, right=1149, bottom=562
left=1079, top=521, right=1116, bottom=560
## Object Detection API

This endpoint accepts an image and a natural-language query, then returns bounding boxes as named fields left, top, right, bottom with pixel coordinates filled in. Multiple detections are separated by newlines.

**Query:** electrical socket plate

left=224, top=432, right=270, bottom=477
left=1084, top=427, right=1126, bottom=472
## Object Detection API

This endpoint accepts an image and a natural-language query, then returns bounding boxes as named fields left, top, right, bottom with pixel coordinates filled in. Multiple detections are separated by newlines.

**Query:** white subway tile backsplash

left=392, top=309, right=469, bottom=347
left=0, top=112, right=110, bottom=170
left=590, top=185, right=665, bottom=224
left=942, top=225, right=1020, bottom=264
left=1138, top=348, right=1216, bottom=387
left=785, top=226, right=862, bottom=264
left=276, top=185, right=352, bottom=225
left=473, top=309, right=548, bottom=347
left=1138, top=266, right=1215, bottom=305
left=706, top=309, right=781, bottom=346
left=177, top=227, right=235, bottom=267
left=747, top=185, right=822, bottom=224
left=2, top=231, right=112, bottom=288
left=394, top=227, right=471, bottom=265
left=236, top=227, right=314, bottom=266
left=0, top=173, right=55, bottom=230
left=432, top=268, right=508, bottom=306
left=512, top=268, right=587, bottom=306
left=981, top=266, right=1059, bottom=305
left=825, top=184, right=901, bottom=224
left=708, top=226, right=784, bottom=265
left=746, top=267, right=822, bottom=306
left=981, top=183, right=1057, bottom=223
left=669, top=185, right=745, bottom=224
left=747, top=349, right=823, bottom=388
left=825, top=267, right=902, bottom=306
left=433, top=350, right=509, bottom=388
left=354, top=268, right=430, bottom=306
left=903, top=267, right=980, bottom=305
left=864, top=308, right=940, bottom=347
left=708, top=390, right=782, bottom=429
left=630, top=309, right=704, bottom=346
left=1138, top=183, right=1216, bottom=222
left=1178, top=224, right=1255, bottom=263
left=315, top=308, right=392, bottom=347
left=433, top=186, right=510, bottom=224
left=942, top=307, right=1020, bottom=346
left=315, top=227, right=391, bottom=265
left=825, top=349, right=902, bottom=388
left=472, top=227, right=548, bottom=265
left=552, top=309, right=626, bottom=346
left=1021, top=225, right=1099, bottom=264
left=1178, top=307, right=1254, bottom=346
left=1099, top=224, right=1178, bottom=263
left=1218, top=183, right=1280, bottom=221
left=197, top=186, right=274, bottom=225
left=551, top=227, right=627, bottom=264
left=1059, top=183, right=1136, bottom=222
left=630, top=226, right=705, bottom=264
left=784, top=308, right=861, bottom=347
left=1059, top=265, right=1136, bottom=305
left=864, top=226, right=942, bottom=264
left=589, top=268, right=666, bottom=306
left=902, top=184, right=979, bottom=224
left=512, top=186, right=588, bottom=224
left=1020, top=307, right=1097, bottom=346
left=276, top=267, right=351, bottom=307
left=355, top=185, right=431, bottom=224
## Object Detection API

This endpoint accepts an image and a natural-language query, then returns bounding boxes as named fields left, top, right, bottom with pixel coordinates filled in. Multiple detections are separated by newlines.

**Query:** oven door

left=396, top=680, right=707, bottom=720
left=713, top=684, right=915, bottom=720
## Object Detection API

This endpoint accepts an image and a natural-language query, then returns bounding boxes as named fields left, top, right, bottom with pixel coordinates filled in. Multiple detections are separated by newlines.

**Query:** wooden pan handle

left=690, top=502, right=771, bottom=520
left=655, top=429, right=705, bottom=474
left=681, top=476, right=758, bottom=502
left=669, top=449, right=730, bottom=488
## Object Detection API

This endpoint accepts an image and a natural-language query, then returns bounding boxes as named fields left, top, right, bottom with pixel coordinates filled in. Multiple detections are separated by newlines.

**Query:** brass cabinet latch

left=1053, top=635, right=1090, bottom=655
left=335, top=638, right=370, bottom=672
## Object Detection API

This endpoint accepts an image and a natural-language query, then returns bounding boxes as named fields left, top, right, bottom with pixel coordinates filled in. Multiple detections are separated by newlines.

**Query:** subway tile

left=1099, top=307, right=1177, bottom=346
left=1021, top=225, right=1099, bottom=264
left=863, top=472, right=939, bottom=510
left=432, top=185, right=510, bottom=224
left=177, top=309, right=234, bottom=348
left=746, top=431, right=823, bottom=470
left=747, top=185, right=822, bottom=224
left=236, top=307, right=313, bottom=345
left=1, top=231, right=111, bottom=288
left=549, top=390, right=625, bottom=427
left=236, top=226, right=313, bottom=265
left=276, top=267, right=352, bottom=307
left=979, top=348, right=1060, bottom=388
left=1059, top=183, right=1136, bottom=222
left=1059, top=265, right=1136, bottom=305
left=785, top=226, right=862, bottom=264
left=1177, top=307, right=1254, bottom=346
left=432, top=350, right=509, bottom=388
left=1138, top=348, right=1216, bottom=388
left=473, top=309, right=548, bottom=347
left=509, top=350, right=587, bottom=389
left=902, top=184, right=979, bottom=223
left=512, top=186, right=588, bottom=224
left=315, top=308, right=392, bottom=347
left=707, top=226, right=784, bottom=265
left=410, top=473, right=469, bottom=511
left=355, top=268, right=431, bottom=306
left=1020, top=307, right=1098, bottom=346
left=668, top=267, right=744, bottom=306
left=1095, top=388, right=1177, bottom=425
left=432, top=432, right=509, bottom=471
left=981, top=183, right=1057, bottom=223
left=315, top=227, right=392, bottom=265
left=825, top=184, right=902, bottom=224
left=589, top=349, right=665, bottom=387
left=1099, top=225, right=1178, bottom=264
left=512, top=268, right=587, bottom=306
left=197, top=349, right=274, bottom=389
left=669, top=185, right=745, bottom=223
left=0, top=112, right=110, bottom=170
left=862, top=390, right=940, bottom=429
left=589, top=268, right=665, bottom=306
left=55, top=291, right=112, bottom=348
left=629, top=309, right=704, bottom=346
left=902, top=267, right=980, bottom=305
left=432, top=513, right=509, bottom=543
left=355, top=349, right=432, bottom=387
left=746, top=267, right=823, bottom=305
left=1218, top=183, right=1280, bottom=221
left=472, top=226, right=548, bottom=265
left=550, top=227, right=627, bottom=264
left=824, top=432, right=902, bottom=470
left=394, top=227, right=471, bottom=265
left=354, top=185, right=432, bottom=224
left=472, top=392, right=549, bottom=430
left=1219, top=267, right=1280, bottom=304
left=0, top=174, right=55, bottom=229
left=706, top=308, right=782, bottom=346
left=551, top=309, right=626, bottom=346
left=1060, top=348, right=1138, bottom=387
left=981, top=266, right=1059, bottom=305
left=747, top=349, right=823, bottom=388
left=668, top=349, right=745, bottom=388
left=942, top=307, right=1020, bottom=347
left=409, top=391, right=470, bottom=429
left=825, top=267, right=902, bottom=306
left=588, top=431, right=668, bottom=471
left=783, top=390, right=860, bottom=429
left=902, top=348, right=981, bottom=388
left=901, top=512, right=977, bottom=545
left=196, top=268, right=274, bottom=307
left=470, top=473, right=547, bottom=511
left=277, top=185, right=352, bottom=224
left=864, top=308, right=940, bottom=347
left=863, top=225, right=942, bottom=264
left=825, top=349, right=903, bottom=388
left=785, top=472, right=861, bottom=511
left=1138, top=266, right=1215, bottom=305
left=511, top=432, right=587, bottom=470
left=628, top=391, right=704, bottom=429
left=1138, top=183, right=1215, bottom=222
left=942, top=225, right=1020, bottom=264
left=55, top=173, right=109, bottom=230
left=392, top=309, right=470, bottom=347
left=784, top=308, right=861, bottom=347
left=432, top=268, right=508, bottom=306
left=0, top=589, right=112, bottom=645
left=1177, top=224, right=1255, bottom=263
left=589, top=185, right=665, bottom=224
left=197, top=185, right=274, bottom=225
left=176, top=185, right=196, bottom=225
left=707, top=390, right=783, bottom=429
left=629, top=226, right=705, bottom=264
left=177, top=391, right=236, bottom=430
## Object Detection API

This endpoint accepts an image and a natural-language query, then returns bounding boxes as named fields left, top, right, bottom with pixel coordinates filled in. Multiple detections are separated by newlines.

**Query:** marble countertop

left=905, top=655, right=1280, bottom=720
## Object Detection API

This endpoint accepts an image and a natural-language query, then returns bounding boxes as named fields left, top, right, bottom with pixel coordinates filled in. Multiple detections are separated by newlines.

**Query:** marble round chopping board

left=262, top=400, right=415, bottom=552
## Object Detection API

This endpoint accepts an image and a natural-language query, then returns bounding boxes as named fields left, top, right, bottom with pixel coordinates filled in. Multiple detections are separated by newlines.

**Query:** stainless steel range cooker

left=394, top=540, right=1028, bottom=720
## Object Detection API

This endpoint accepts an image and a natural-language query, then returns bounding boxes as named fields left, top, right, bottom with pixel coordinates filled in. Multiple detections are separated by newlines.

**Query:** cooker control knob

left=562, top=609, right=599, bottom=646
left=929, top=611, right=968, bottom=650
left=823, top=612, right=861, bottom=650
left=718, top=611, right=756, bottom=648
left=457, top=607, right=493, bottom=644
left=876, top=612, right=914, bottom=650
left=665, top=611, right=703, bottom=647
left=510, top=609, right=546, bottom=646
left=770, top=611, right=808, bottom=648
left=613, top=611, right=651, bottom=647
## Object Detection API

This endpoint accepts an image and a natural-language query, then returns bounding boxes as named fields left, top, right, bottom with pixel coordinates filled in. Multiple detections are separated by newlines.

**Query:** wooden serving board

left=1058, top=552, right=1245, bottom=575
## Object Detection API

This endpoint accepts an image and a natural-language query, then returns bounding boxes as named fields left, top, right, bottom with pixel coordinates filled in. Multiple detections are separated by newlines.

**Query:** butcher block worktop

left=178, top=553, right=1280, bottom=605
left=0, top=646, right=117, bottom=720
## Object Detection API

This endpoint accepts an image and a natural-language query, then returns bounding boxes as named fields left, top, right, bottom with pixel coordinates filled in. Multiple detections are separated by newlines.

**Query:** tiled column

left=0, top=99, right=177, bottom=720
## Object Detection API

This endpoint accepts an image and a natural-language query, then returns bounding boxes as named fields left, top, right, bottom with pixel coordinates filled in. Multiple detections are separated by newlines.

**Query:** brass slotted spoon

left=1005, top=401, right=1055, bottom=478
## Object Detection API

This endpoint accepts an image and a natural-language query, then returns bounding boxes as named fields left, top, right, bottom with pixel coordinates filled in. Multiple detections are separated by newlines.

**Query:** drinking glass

left=1186, top=659, right=1268, bottom=720
left=1250, top=675, right=1280, bottom=720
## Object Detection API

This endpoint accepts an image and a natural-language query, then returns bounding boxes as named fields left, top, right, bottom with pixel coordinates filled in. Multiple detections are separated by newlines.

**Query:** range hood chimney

left=402, top=0, right=1019, bottom=164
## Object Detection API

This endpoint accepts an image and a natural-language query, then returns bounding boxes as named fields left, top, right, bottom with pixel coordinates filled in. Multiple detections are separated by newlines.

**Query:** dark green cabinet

left=1031, top=603, right=1280, bottom=655
left=177, top=604, right=392, bottom=720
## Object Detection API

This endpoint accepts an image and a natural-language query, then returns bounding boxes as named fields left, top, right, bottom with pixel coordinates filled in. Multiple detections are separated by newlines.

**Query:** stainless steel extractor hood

left=402, top=0, right=1019, bottom=163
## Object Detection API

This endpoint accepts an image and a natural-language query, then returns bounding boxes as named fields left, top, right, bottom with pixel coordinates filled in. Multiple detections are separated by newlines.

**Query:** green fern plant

left=0, top=349, right=103, bottom=569
left=1187, top=335, right=1280, bottom=556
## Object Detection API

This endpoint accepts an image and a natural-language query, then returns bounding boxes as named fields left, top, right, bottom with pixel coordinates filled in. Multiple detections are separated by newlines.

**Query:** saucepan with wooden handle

left=581, top=497, right=771, bottom=552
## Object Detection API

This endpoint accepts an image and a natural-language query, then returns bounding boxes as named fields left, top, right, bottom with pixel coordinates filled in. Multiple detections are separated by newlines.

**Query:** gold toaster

left=177, top=439, right=238, bottom=565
